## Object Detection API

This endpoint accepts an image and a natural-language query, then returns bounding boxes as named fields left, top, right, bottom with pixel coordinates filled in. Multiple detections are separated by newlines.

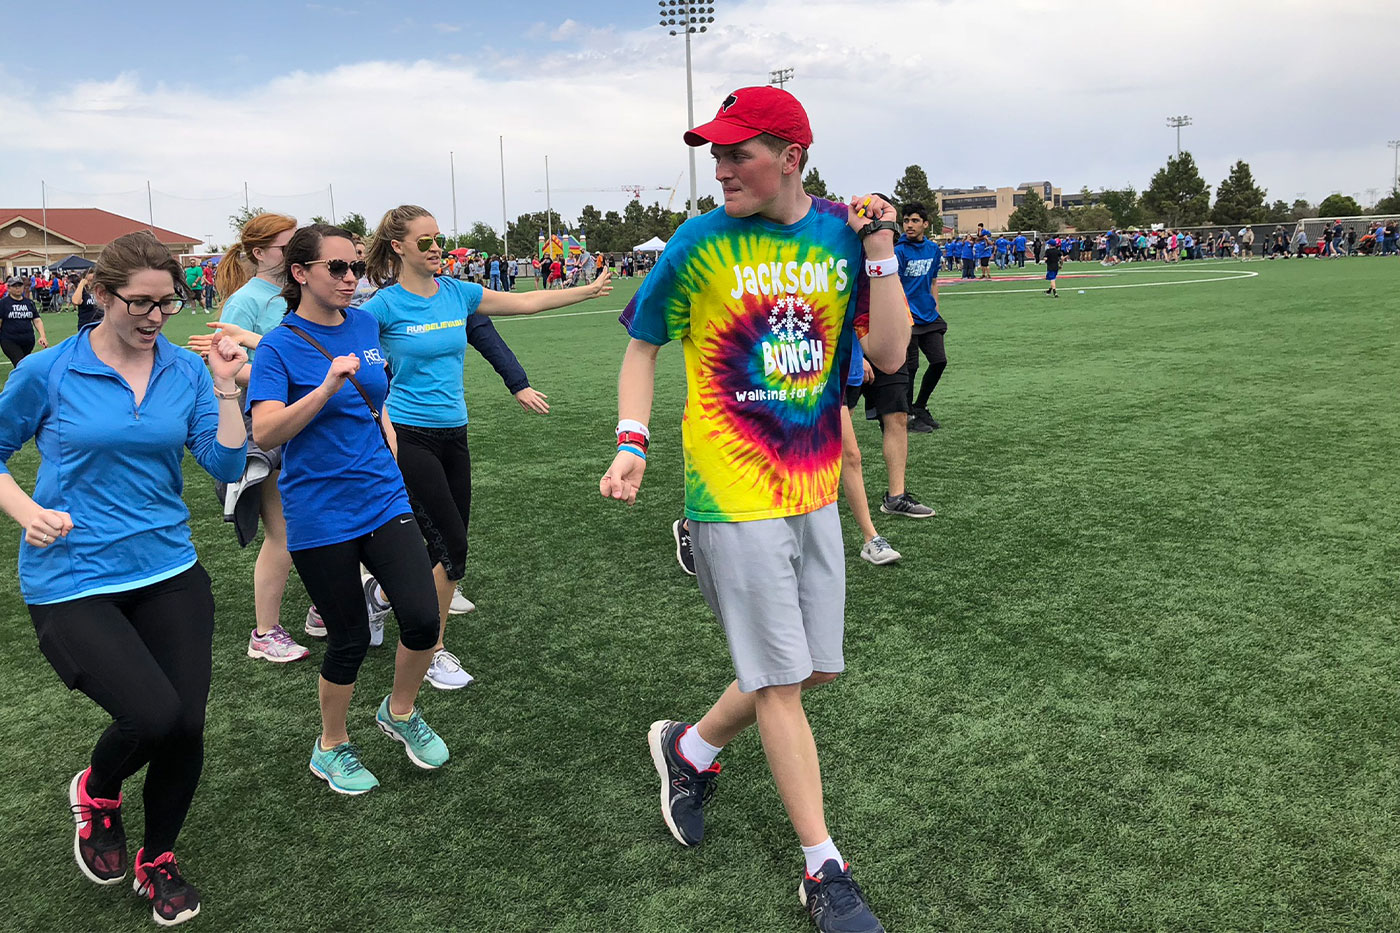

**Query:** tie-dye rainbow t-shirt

left=620, top=197, right=870, bottom=523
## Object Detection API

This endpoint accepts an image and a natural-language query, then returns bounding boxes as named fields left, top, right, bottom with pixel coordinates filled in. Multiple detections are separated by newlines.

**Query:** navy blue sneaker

left=646, top=720, right=721, bottom=846
left=800, top=860, right=885, bottom=933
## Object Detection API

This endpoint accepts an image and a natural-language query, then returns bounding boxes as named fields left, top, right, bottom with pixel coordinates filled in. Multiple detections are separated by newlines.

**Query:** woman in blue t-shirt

left=188, top=214, right=316, bottom=665
left=361, top=205, right=611, bottom=691
left=249, top=223, right=450, bottom=796
left=0, top=232, right=248, bottom=926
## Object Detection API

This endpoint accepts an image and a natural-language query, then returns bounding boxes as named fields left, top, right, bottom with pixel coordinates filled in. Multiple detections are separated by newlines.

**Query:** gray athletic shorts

left=690, top=503, right=846, bottom=692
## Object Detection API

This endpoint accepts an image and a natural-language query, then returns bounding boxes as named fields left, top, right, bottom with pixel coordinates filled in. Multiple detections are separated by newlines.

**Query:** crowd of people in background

left=934, top=216, right=1400, bottom=279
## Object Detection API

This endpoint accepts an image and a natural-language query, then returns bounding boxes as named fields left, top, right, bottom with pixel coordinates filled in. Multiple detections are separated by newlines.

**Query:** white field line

left=0, top=266, right=1262, bottom=366
left=495, top=265, right=1260, bottom=323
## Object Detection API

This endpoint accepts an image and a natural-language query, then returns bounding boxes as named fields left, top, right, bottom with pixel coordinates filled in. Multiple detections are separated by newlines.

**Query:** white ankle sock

left=677, top=725, right=722, bottom=771
left=801, top=837, right=843, bottom=875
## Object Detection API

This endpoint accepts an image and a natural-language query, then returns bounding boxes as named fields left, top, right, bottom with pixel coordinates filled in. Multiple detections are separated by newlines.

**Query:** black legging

left=290, top=514, right=439, bottom=685
left=29, top=564, right=214, bottom=856
left=2, top=335, right=35, bottom=367
left=395, top=424, right=471, bottom=582
left=905, top=326, right=948, bottom=410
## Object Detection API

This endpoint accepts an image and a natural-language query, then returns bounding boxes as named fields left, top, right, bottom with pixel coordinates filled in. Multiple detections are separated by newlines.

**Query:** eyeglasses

left=415, top=234, right=448, bottom=252
left=112, top=290, right=185, bottom=316
left=303, top=259, right=368, bottom=279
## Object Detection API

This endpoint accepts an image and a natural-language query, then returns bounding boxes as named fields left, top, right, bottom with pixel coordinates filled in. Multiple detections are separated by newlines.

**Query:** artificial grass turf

left=0, top=257, right=1396, bottom=931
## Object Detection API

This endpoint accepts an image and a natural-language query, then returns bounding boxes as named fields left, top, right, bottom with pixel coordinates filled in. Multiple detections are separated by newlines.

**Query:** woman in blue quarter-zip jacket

left=0, top=232, right=247, bottom=928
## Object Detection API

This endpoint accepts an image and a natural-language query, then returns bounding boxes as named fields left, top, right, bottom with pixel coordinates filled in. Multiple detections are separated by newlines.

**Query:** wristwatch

left=858, top=220, right=900, bottom=240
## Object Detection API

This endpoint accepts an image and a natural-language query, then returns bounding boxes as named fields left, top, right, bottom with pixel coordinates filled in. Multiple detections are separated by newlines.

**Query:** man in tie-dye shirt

left=601, top=86, right=909, bottom=933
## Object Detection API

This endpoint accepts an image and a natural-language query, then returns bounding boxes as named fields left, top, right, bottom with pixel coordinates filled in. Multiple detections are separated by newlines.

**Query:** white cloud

left=4, top=0, right=1397, bottom=247
left=432, top=22, right=461, bottom=33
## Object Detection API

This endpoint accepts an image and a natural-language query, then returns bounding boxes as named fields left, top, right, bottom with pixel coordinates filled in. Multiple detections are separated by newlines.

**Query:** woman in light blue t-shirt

left=188, top=213, right=314, bottom=666
left=361, top=205, right=611, bottom=691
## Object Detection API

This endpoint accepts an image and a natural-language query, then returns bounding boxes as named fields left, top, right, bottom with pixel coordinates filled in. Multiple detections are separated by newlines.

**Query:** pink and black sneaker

left=133, top=848, right=201, bottom=926
left=68, top=768, right=127, bottom=884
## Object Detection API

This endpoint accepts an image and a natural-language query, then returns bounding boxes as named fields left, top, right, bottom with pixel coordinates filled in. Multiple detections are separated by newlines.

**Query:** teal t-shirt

left=219, top=276, right=287, bottom=361
left=360, top=277, right=484, bottom=428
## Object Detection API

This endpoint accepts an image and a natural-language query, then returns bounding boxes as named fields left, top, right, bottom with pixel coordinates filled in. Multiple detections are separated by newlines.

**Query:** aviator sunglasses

left=303, top=259, right=368, bottom=279
left=415, top=234, right=448, bottom=252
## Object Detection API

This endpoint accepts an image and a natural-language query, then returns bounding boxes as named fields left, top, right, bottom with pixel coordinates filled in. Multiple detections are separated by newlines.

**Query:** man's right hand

left=599, top=450, right=647, bottom=504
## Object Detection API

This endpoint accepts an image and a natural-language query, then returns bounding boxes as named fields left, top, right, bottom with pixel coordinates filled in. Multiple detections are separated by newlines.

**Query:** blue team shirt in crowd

left=974, top=238, right=992, bottom=259
left=895, top=235, right=941, bottom=324
left=360, top=276, right=485, bottom=428
left=0, top=332, right=244, bottom=603
left=995, top=236, right=1010, bottom=253
left=248, top=308, right=411, bottom=551
left=1013, top=235, right=1028, bottom=251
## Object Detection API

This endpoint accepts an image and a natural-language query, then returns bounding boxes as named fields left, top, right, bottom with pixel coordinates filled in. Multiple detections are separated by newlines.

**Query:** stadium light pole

left=660, top=1, right=716, bottom=218
left=1167, top=115, right=1192, bottom=156
left=769, top=67, right=793, bottom=90
left=1389, top=139, right=1400, bottom=192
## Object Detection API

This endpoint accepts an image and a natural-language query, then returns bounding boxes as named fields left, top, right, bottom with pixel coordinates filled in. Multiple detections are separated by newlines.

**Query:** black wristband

left=858, top=220, right=900, bottom=240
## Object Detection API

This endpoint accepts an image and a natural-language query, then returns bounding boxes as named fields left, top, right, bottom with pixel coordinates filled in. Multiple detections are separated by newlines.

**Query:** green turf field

left=0, top=257, right=1396, bottom=931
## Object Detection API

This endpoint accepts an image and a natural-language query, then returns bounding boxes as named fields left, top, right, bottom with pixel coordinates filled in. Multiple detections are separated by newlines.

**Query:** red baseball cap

left=683, top=86, right=813, bottom=149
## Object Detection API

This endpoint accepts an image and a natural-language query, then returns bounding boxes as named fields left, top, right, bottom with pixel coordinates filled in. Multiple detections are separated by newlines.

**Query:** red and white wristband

left=865, top=256, right=898, bottom=278
left=616, top=419, right=650, bottom=460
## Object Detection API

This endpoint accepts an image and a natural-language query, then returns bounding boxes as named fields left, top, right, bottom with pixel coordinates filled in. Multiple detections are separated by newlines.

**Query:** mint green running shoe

left=309, top=741, right=380, bottom=795
left=374, top=696, right=449, bottom=769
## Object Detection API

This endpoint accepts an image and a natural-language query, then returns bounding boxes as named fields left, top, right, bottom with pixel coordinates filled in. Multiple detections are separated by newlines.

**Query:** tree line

left=1003, top=155, right=1400, bottom=234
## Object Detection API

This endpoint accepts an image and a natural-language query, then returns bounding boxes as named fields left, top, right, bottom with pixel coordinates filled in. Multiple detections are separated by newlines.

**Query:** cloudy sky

left=4, top=0, right=1396, bottom=246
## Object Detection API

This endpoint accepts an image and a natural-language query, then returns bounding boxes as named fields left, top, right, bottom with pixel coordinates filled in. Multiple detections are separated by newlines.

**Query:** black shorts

left=844, top=383, right=863, bottom=409
left=862, top=366, right=909, bottom=420
left=979, top=257, right=990, bottom=267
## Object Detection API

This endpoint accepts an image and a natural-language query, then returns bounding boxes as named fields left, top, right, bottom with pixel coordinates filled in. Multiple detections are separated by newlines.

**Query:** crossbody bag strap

left=283, top=323, right=390, bottom=447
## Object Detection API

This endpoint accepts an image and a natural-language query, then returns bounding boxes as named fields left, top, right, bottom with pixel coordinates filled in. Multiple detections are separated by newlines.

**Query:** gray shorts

left=691, top=503, right=846, bottom=692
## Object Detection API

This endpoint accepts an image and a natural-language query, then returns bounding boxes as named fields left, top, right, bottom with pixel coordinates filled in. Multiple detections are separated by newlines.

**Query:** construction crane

left=534, top=183, right=674, bottom=200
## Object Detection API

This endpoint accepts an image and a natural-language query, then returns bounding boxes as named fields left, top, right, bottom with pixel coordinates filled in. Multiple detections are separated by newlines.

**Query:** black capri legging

left=290, top=514, right=440, bottom=685
left=2, top=335, right=35, bottom=367
left=905, top=323, right=949, bottom=411
left=29, top=563, right=214, bottom=857
left=395, top=423, right=471, bottom=582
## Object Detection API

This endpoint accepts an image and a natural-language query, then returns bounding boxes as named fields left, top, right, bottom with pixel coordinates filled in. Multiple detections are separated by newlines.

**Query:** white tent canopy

left=633, top=236, right=668, bottom=252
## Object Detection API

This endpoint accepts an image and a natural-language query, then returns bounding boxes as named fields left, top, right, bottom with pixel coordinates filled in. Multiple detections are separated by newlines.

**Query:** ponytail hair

left=366, top=204, right=433, bottom=288
left=279, top=223, right=354, bottom=313
left=214, top=212, right=297, bottom=299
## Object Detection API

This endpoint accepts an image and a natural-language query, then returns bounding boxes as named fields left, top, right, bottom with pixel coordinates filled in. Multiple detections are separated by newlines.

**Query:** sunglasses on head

left=415, top=234, right=448, bottom=252
left=304, top=259, right=367, bottom=279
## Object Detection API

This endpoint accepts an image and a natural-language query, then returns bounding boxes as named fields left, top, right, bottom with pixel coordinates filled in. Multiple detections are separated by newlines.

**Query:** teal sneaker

left=309, top=741, right=380, bottom=795
left=374, top=696, right=449, bottom=769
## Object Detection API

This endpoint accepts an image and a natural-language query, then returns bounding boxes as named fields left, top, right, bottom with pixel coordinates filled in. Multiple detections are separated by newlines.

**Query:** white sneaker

left=449, top=590, right=475, bottom=615
left=860, top=536, right=902, bottom=565
left=246, top=624, right=311, bottom=662
left=305, top=605, right=327, bottom=638
left=363, top=573, right=391, bottom=647
left=424, top=649, right=474, bottom=690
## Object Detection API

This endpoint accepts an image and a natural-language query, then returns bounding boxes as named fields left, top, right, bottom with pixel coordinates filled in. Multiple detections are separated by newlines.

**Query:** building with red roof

left=0, top=209, right=200, bottom=277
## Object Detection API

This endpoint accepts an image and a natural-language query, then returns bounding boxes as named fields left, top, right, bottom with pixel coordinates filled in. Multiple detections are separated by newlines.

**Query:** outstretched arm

left=477, top=269, right=612, bottom=316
